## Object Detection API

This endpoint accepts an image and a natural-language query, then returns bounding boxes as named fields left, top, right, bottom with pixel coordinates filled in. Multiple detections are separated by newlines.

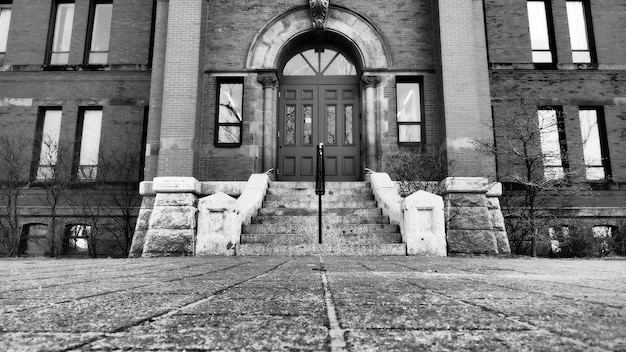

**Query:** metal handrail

left=315, top=143, right=325, bottom=244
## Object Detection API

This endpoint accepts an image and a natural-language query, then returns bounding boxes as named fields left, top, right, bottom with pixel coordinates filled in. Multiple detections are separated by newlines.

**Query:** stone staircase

left=235, top=182, right=406, bottom=256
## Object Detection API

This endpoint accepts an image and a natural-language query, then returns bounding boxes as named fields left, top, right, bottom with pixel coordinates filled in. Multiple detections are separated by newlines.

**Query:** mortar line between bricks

left=319, top=257, right=348, bottom=352
left=58, top=258, right=297, bottom=352
left=384, top=261, right=612, bottom=352
left=2, top=261, right=255, bottom=314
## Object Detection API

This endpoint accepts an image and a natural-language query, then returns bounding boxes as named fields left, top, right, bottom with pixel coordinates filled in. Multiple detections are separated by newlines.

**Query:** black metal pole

left=315, top=143, right=325, bottom=244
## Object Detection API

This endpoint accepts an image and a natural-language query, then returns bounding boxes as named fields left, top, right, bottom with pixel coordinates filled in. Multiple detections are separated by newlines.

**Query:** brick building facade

left=0, top=0, right=624, bottom=257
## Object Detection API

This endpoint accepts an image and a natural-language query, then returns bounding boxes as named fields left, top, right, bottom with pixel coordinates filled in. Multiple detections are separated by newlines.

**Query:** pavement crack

left=319, top=257, right=348, bottom=352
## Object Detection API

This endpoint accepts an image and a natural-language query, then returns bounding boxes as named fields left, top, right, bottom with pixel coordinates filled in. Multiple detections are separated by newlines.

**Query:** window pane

left=397, top=82, right=421, bottom=122
left=527, top=1, right=551, bottom=50
left=566, top=1, right=589, bottom=51
left=39, top=110, right=62, bottom=166
left=344, top=105, right=353, bottom=145
left=303, top=105, right=313, bottom=145
left=78, top=110, right=102, bottom=180
left=218, top=83, right=243, bottom=123
left=0, top=6, right=12, bottom=52
left=88, top=52, right=107, bottom=64
left=51, top=3, right=74, bottom=64
left=532, top=51, right=553, bottom=63
left=323, top=52, right=356, bottom=76
left=572, top=51, right=591, bottom=63
left=579, top=109, right=605, bottom=180
left=217, top=126, right=240, bottom=144
left=90, top=4, right=112, bottom=52
left=538, top=109, right=563, bottom=179
left=399, top=124, right=421, bottom=143
left=283, top=54, right=316, bottom=76
left=285, top=105, right=296, bottom=145
left=326, top=105, right=336, bottom=144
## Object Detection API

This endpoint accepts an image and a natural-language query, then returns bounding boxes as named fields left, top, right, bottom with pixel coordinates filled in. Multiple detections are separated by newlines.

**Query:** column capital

left=258, top=75, right=278, bottom=89
left=361, top=75, right=381, bottom=89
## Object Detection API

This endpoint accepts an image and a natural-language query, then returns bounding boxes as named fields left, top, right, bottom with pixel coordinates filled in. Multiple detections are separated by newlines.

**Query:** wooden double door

left=278, top=84, right=361, bottom=181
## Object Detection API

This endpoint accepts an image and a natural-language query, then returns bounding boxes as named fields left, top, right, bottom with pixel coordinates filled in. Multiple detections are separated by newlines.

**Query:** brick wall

left=5, top=0, right=153, bottom=66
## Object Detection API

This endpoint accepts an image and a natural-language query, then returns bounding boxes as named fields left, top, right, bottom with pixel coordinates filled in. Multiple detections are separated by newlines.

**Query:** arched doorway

left=277, top=39, right=361, bottom=181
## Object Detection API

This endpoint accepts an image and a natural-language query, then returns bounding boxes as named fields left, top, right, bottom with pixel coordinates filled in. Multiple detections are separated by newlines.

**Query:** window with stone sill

left=527, top=1, right=557, bottom=65
left=48, top=1, right=75, bottom=65
left=215, top=78, right=244, bottom=147
left=396, top=77, right=424, bottom=145
left=579, top=107, right=610, bottom=181
left=34, top=107, right=63, bottom=181
left=566, top=0, right=596, bottom=64
left=0, top=1, right=12, bottom=66
left=85, top=1, right=112, bottom=65
left=74, top=107, right=103, bottom=181
left=537, top=107, right=568, bottom=180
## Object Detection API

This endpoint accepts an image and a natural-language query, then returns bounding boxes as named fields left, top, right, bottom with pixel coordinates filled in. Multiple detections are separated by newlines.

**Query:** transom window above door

left=283, top=48, right=356, bottom=76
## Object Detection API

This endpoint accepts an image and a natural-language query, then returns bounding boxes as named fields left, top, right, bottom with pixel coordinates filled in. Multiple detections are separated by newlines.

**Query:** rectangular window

left=75, top=108, right=102, bottom=181
left=538, top=107, right=567, bottom=180
left=579, top=107, right=610, bottom=181
left=566, top=1, right=595, bottom=63
left=86, top=1, right=112, bottom=64
left=527, top=1, right=556, bottom=64
left=215, top=78, right=243, bottom=147
left=49, top=2, right=75, bottom=65
left=396, top=77, right=424, bottom=145
left=0, top=2, right=12, bottom=65
left=36, top=108, right=63, bottom=180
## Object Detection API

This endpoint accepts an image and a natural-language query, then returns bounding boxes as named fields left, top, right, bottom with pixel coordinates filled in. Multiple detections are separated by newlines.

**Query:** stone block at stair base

left=128, top=196, right=155, bottom=258
left=197, top=192, right=239, bottom=256
left=402, top=191, right=446, bottom=256
left=148, top=206, right=197, bottom=229
left=440, top=177, right=509, bottom=255
left=142, top=229, right=194, bottom=257
left=447, top=230, right=498, bottom=255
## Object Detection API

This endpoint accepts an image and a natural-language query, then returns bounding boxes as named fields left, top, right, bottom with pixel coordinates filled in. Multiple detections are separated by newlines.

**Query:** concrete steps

left=239, top=181, right=406, bottom=256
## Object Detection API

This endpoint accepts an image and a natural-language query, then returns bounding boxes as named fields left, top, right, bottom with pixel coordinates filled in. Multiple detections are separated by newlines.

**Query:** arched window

left=283, top=48, right=356, bottom=76
left=63, top=224, right=91, bottom=256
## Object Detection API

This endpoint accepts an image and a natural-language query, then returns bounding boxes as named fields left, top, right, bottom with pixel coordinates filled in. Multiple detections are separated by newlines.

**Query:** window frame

left=537, top=106, right=568, bottom=180
left=214, top=77, right=244, bottom=148
left=395, top=76, right=425, bottom=147
left=46, top=0, right=75, bottom=66
left=0, top=1, right=12, bottom=65
left=31, top=107, right=63, bottom=182
left=84, top=0, right=112, bottom=65
left=73, top=107, right=103, bottom=181
left=527, top=0, right=558, bottom=67
left=566, top=0, right=597, bottom=64
left=578, top=106, right=611, bottom=181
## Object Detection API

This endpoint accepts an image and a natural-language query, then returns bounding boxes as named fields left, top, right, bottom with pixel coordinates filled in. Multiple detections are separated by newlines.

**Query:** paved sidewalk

left=0, top=257, right=625, bottom=351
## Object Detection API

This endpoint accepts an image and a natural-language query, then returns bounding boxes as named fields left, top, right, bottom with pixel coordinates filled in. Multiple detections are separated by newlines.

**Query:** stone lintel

left=486, top=182, right=503, bottom=197
left=153, top=177, right=201, bottom=194
left=439, top=177, right=489, bottom=194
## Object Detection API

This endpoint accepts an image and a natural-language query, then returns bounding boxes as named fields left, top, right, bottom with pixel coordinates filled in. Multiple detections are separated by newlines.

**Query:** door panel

left=278, top=84, right=360, bottom=181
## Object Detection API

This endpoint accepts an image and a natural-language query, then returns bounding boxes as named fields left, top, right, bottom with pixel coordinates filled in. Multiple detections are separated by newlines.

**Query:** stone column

left=157, top=0, right=206, bottom=177
left=437, top=0, right=496, bottom=178
left=258, top=74, right=278, bottom=174
left=362, top=75, right=380, bottom=171
left=143, top=0, right=169, bottom=181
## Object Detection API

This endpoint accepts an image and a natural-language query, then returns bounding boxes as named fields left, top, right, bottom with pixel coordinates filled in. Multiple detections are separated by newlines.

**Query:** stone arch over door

left=249, top=6, right=391, bottom=174
left=246, top=6, right=392, bottom=71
